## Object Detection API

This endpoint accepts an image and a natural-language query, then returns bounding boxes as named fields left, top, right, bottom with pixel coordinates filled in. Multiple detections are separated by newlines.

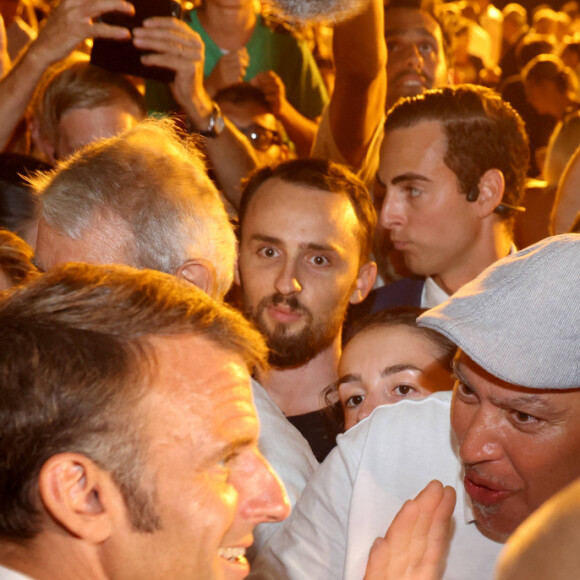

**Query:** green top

left=145, top=11, right=328, bottom=120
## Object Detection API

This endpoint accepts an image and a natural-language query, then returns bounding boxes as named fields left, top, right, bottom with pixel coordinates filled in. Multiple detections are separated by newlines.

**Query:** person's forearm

left=182, top=91, right=258, bottom=210
left=277, top=101, right=317, bottom=159
left=0, top=42, right=53, bottom=151
left=204, top=119, right=258, bottom=209
left=329, top=0, right=386, bottom=168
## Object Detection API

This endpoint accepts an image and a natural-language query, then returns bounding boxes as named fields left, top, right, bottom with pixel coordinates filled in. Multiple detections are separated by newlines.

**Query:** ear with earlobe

left=38, top=453, right=119, bottom=544
left=27, top=116, right=57, bottom=164
left=175, top=259, right=217, bottom=298
left=349, top=261, right=378, bottom=305
left=474, top=169, right=506, bottom=218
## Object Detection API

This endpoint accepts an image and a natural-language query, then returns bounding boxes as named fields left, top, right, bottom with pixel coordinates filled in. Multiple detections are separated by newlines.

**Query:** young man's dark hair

left=384, top=85, right=529, bottom=221
left=239, top=158, right=377, bottom=263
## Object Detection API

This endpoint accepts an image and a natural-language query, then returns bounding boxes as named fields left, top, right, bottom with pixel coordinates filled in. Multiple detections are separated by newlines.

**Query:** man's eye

left=418, top=42, right=435, bottom=55
left=406, top=186, right=422, bottom=198
left=258, top=247, right=278, bottom=258
left=456, top=381, right=476, bottom=399
left=511, top=410, right=539, bottom=425
left=345, top=394, right=364, bottom=408
left=219, top=450, right=241, bottom=468
left=386, top=41, right=402, bottom=53
left=309, top=255, right=330, bottom=266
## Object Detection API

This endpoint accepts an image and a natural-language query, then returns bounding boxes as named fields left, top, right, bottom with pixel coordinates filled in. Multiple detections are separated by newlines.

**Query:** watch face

left=215, top=113, right=225, bottom=135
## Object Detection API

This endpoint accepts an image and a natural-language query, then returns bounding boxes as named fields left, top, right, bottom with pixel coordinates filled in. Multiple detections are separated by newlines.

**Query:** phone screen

left=90, top=0, right=182, bottom=83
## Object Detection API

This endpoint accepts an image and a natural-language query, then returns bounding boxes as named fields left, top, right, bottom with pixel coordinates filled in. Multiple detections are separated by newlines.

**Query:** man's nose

left=458, top=408, right=504, bottom=466
left=404, top=43, right=424, bottom=69
left=381, top=191, right=407, bottom=230
left=274, top=259, right=302, bottom=296
left=237, top=450, right=291, bottom=524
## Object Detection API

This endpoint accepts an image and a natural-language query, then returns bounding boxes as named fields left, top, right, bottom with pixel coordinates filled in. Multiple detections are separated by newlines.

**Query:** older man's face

left=451, top=352, right=580, bottom=542
left=114, top=334, right=290, bottom=579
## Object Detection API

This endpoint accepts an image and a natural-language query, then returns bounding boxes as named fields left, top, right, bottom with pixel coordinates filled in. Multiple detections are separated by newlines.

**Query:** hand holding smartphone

left=91, top=0, right=182, bottom=83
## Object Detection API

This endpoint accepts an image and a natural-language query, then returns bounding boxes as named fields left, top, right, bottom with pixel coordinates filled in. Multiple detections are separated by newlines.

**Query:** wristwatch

left=194, top=102, right=225, bottom=138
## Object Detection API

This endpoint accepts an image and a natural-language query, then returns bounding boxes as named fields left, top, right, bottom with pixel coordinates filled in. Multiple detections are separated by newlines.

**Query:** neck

left=198, top=2, right=256, bottom=51
left=0, top=535, right=107, bottom=580
left=256, top=335, right=342, bottom=417
left=432, top=219, right=512, bottom=296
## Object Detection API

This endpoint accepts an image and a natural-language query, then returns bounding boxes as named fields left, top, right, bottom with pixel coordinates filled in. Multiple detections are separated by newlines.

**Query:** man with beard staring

left=235, top=159, right=377, bottom=461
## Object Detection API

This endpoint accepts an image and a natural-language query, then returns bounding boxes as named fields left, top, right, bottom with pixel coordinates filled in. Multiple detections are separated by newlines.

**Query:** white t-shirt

left=250, top=393, right=503, bottom=580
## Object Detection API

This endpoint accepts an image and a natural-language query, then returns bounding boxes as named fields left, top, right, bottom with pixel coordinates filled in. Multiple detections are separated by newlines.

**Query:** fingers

left=134, top=17, right=204, bottom=67
left=362, top=481, right=456, bottom=580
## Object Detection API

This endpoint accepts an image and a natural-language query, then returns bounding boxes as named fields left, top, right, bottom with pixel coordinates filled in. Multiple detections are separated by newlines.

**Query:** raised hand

left=31, top=0, right=134, bottom=66
left=363, top=480, right=456, bottom=580
left=205, top=47, right=249, bottom=96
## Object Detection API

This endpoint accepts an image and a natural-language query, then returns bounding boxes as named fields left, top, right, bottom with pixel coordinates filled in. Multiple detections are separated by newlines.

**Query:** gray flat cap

left=418, top=235, right=580, bottom=389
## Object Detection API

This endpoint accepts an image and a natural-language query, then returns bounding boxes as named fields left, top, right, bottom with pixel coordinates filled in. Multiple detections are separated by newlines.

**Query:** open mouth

left=218, top=547, right=246, bottom=563
left=464, top=475, right=510, bottom=506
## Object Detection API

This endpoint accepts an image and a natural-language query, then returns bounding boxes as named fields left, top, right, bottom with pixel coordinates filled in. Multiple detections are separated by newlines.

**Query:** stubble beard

left=243, top=291, right=346, bottom=368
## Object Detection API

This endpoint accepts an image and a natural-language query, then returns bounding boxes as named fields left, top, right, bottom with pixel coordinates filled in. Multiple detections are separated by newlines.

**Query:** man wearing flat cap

left=250, top=234, right=580, bottom=580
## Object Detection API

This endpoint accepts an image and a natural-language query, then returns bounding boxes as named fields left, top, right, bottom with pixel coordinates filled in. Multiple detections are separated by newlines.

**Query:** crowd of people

left=0, top=0, right=579, bottom=579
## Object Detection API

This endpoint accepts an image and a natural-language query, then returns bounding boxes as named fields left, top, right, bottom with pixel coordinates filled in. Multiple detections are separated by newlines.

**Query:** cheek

left=450, top=399, right=470, bottom=442
left=343, top=408, right=357, bottom=430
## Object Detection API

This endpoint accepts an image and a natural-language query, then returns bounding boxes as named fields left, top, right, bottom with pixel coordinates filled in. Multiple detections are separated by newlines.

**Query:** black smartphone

left=90, top=0, right=182, bottom=83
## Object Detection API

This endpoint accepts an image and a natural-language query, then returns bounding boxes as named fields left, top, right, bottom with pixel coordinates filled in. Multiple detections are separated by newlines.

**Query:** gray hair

left=32, top=118, right=236, bottom=298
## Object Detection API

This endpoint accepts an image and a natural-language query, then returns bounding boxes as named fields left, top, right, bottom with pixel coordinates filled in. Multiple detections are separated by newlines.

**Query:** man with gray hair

left=34, top=118, right=235, bottom=300
left=33, top=118, right=318, bottom=554
left=251, top=234, right=580, bottom=579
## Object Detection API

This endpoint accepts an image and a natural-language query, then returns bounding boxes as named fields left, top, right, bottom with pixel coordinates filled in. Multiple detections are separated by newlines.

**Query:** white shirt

left=251, top=379, right=319, bottom=557
left=0, top=565, right=33, bottom=580
left=421, top=276, right=451, bottom=308
left=250, top=393, right=503, bottom=580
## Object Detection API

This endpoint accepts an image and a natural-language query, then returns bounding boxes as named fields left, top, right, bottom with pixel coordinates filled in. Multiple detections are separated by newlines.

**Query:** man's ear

left=28, top=116, right=57, bottom=164
left=175, top=259, right=217, bottom=298
left=474, top=169, right=506, bottom=217
left=38, top=453, right=117, bottom=544
left=349, top=261, right=377, bottom=305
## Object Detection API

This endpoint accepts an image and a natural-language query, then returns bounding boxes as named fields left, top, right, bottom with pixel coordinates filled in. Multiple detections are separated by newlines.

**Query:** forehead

left=454, top=352, right=580, bottom=413
left=142, top=334, right=257, bottom=449
left=57, top=101, right=141, bottom=156
left=219, top=101, right=276, bottom=130
left=242, top=177, right=361, bottom=247
left=342, top=324, right=438, bottom=366
left=379, top=120, right=450, bottom=178
left=385, top=7, right=444, bottom=47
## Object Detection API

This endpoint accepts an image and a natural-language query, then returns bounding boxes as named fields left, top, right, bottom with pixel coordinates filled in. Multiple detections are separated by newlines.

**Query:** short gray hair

left=32, top=118, right=236, bottom=298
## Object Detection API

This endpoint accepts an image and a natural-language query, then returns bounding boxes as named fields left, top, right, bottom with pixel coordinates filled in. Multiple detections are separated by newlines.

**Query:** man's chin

left=471, top=504, right=516, bottom=543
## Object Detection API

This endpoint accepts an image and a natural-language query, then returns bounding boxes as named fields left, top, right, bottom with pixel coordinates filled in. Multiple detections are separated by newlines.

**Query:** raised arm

left=0, top=0, right=134, bottom=151
left=134, top=17, right=258, bottom=209
left=329, top=0, right=386, bottom=168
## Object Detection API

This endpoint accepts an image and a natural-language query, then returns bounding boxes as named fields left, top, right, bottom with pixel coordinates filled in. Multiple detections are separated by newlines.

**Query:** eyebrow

left=207, top=436, right=256, bottom=465
left=391, top=173, right=432, bottom=186
left=250, top=234, right=339, bottom=254
left=338, top=364, right=422, bottom=388
left=385, top=27, right=438, bottom=39
left=453, top=361, right=565, bottom=417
